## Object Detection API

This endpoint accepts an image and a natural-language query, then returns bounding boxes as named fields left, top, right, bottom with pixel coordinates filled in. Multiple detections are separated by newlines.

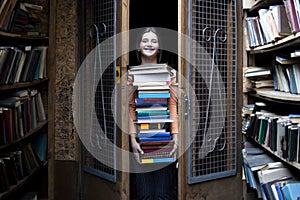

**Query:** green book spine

left=137, top=110, right=170, bottom=116
left=258, top=117, right=268, bottom=144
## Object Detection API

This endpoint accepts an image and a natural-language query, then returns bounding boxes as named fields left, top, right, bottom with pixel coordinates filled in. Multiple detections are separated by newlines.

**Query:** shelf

left=0, top=31, right=48, bottom=40
left=260, top=144, right=300, bottom=170
left=0, top=79, right=48, bottom=91
left=247, top=32, right=300, bottom=54
left=256, top=90, right=300, bottom=102
left=0, top=120, right=48, bottom=151
left=0, top=161, right=48, bottom=200
left=245, top=135, right=300, bottom=171
left=249, top=0, right=282, bottom=13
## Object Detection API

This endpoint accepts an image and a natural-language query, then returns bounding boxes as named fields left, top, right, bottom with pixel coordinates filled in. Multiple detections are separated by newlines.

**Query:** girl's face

left=139, top=31, right=159, bottom=58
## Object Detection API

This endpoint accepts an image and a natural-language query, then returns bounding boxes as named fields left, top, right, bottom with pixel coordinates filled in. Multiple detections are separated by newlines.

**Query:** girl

left=128, top=27, right=178, bottom=200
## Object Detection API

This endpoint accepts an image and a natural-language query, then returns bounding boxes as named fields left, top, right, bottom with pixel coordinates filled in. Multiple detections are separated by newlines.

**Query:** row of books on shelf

left=0, top=45, right=47, bottom=85
left=0, top=133, right=47, bottom=194
left=244, top=55, right=300, bottom=94
left=245, top=0, right=300, bottom=47
left=242, top=141, right=300, bottom=200
left=0, top=89, right=46, bottom=146
left=243, top=102, right=300, bottom=163
left=0, top=0, right=45, bottom=36
left=129, top=63, right=175, bottom=164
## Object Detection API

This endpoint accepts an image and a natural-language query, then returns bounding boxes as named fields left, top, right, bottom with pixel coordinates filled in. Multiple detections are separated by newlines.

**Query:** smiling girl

left=128, top=27, right=178, bottom=200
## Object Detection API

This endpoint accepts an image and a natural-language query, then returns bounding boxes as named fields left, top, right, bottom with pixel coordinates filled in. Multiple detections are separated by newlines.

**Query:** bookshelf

left=0, top=0, right=49, bottom=199
left=243, top=0, right=300, bottom=199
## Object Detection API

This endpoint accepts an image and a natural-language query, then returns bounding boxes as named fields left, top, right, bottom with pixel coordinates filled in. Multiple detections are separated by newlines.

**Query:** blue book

left=137, top=115, right=170, bottom=120
left=137, top=132, right=170, bottom=138
left=282, top=182, right=300, bottom=200
left=141, top=157, right=174, bottom=164
left=138, top=136, right=172, bottom=142
left=135, top=98, right=167, bottom=107
left=138, top=93, right=170, bottom=99
left=275, top=183, right=284, bottom=200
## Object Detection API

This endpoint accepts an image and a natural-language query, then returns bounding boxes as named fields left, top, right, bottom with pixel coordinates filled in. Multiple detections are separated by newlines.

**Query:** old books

left=0, top=46, right=48, bottom=85
left=129, top=64, right=175, bottom=164
left=245, top=3, right=293, bottom=47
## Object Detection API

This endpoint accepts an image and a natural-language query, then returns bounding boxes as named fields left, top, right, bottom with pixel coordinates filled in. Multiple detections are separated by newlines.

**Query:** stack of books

left=129, top=64, right=175, bottom=164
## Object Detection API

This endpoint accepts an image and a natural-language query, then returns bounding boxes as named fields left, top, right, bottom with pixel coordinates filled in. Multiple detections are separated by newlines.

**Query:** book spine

left=141, top=157, right=174, bottom=164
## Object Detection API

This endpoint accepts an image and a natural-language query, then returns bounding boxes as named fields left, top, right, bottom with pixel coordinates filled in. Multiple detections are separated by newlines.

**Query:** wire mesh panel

left=188, top=0, right=237, bottom=184
left=80, top=0, right=117, bottom=183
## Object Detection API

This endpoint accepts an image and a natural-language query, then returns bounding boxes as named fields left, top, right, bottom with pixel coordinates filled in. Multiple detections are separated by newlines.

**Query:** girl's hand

left=170, top=133, right=178, bottom=160
left=130, top=135, right=144, bottom=163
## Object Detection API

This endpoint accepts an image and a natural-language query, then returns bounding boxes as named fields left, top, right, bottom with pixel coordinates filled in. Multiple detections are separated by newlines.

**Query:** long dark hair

left=135, top=27, right=163, bottom=63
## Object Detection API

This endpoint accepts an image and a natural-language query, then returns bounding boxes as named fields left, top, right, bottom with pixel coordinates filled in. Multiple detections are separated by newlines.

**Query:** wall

left=48, top=0, right=80, bottom=199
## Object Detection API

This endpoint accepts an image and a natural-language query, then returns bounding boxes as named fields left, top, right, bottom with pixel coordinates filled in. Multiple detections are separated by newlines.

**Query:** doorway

left=129, top=0, right=178, bottom=199
left=129, top=0, right=178, bottom=69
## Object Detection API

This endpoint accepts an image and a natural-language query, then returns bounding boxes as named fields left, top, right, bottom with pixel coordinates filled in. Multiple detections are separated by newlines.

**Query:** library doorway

left=129, top=0, right=178, bottom=199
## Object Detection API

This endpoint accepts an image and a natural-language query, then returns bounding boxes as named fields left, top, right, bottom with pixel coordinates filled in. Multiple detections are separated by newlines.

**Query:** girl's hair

left=136, top=27, right=163, bottom=63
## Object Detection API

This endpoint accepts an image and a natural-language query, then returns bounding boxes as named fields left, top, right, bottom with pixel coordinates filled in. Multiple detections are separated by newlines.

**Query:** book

left=244, top=67, right=272, bottom=78
left=269, top=5, right=291, bottom=36
left=137, top=115, right=170, bottom=120
left=131, top=63, right=174, bottom=164
left=137, top=132, right=170, bottom=138
left=138, top=136, right=172, bottom=142
left=283, top=0, right=300, bottom=33
left=138, top=92, right=170, bottom=99
left=31, top=132, right=47, bottom=163
left=250, top=80, right=274, bottom=88
left=134, top=118, right=174, bottom=124
left=141, top=157, right=174, bottom=164
left=135, top=98, right=168, bottom=107
left=137, top=110, right=170, bottom=116
left=128, top=63, right=170, bottom=72
left=19, top=192, right=38, bottom=200
left=0, top=0, right=17, bottom=30
left=140, top=140, right=174, bottom=148
left=133, top=73, right=170, bottom=83
left=282, top=182, right=300, bottom=200
left=138, top=85, right=170, bottom=91
left=287, top=125, right=298, bottom=161
left=138, top=123, right=166, bottom=130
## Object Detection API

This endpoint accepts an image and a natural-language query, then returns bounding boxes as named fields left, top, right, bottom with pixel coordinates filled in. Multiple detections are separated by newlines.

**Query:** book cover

left=270, top=5, right=291, bottom=36
left=141, top=157, right=174, bottom=164
left=135, top=98, right=168, bottom=107
left=282, top=182, right=300, bottom=200
left=137, top=110, right=170, bottom=116
left=137, top=132, right=170, bottom=138
left=138, top=123, right=166, bottom=130
left=138, top=136, right=172, bottom=142
left=283, top=0, right=300, bottom=33
left=133, top=73, right=170, bottom=83
left=258, top=116, right=268, bottom=144
left=138, top=92, right=170, bottom=99
left=134, top=118, right=174, bottom=124
left=287, top=125, right=298, bottom=161
left=137, top=115, right=170, bottom=120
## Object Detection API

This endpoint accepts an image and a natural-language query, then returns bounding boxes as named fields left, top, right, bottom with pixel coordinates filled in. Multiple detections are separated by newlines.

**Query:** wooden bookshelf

left=0, top=120, right=48, bottom=151
left=247, top=32, right=300, bottom=54
left=249, top=0, right=282, bottom=13
left=0, top=161, right=48, bottom=200
left=0, top=31, right=48, bottom=40
left=0, top=79, right=49, bottom=91
left=256, top=90, right=300, bottom=101
left=0, top=0, right=49, bottom=198
left=242, top=0, right=300, bottom=198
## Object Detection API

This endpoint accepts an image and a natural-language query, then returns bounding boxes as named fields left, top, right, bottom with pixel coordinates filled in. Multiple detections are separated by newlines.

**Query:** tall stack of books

left=129, top=64, right=175, bottom=164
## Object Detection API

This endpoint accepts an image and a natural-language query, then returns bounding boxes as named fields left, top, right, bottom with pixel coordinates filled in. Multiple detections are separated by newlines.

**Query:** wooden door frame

left=119, top=0, right=130, bottom=199
left=178, top=1, right=189, bottom=199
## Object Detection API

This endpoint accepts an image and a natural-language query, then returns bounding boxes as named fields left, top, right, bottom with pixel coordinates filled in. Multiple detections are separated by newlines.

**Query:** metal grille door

left=81, top=0, right=117, bottom=183
left=188, top=0, right=237, bottom=184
